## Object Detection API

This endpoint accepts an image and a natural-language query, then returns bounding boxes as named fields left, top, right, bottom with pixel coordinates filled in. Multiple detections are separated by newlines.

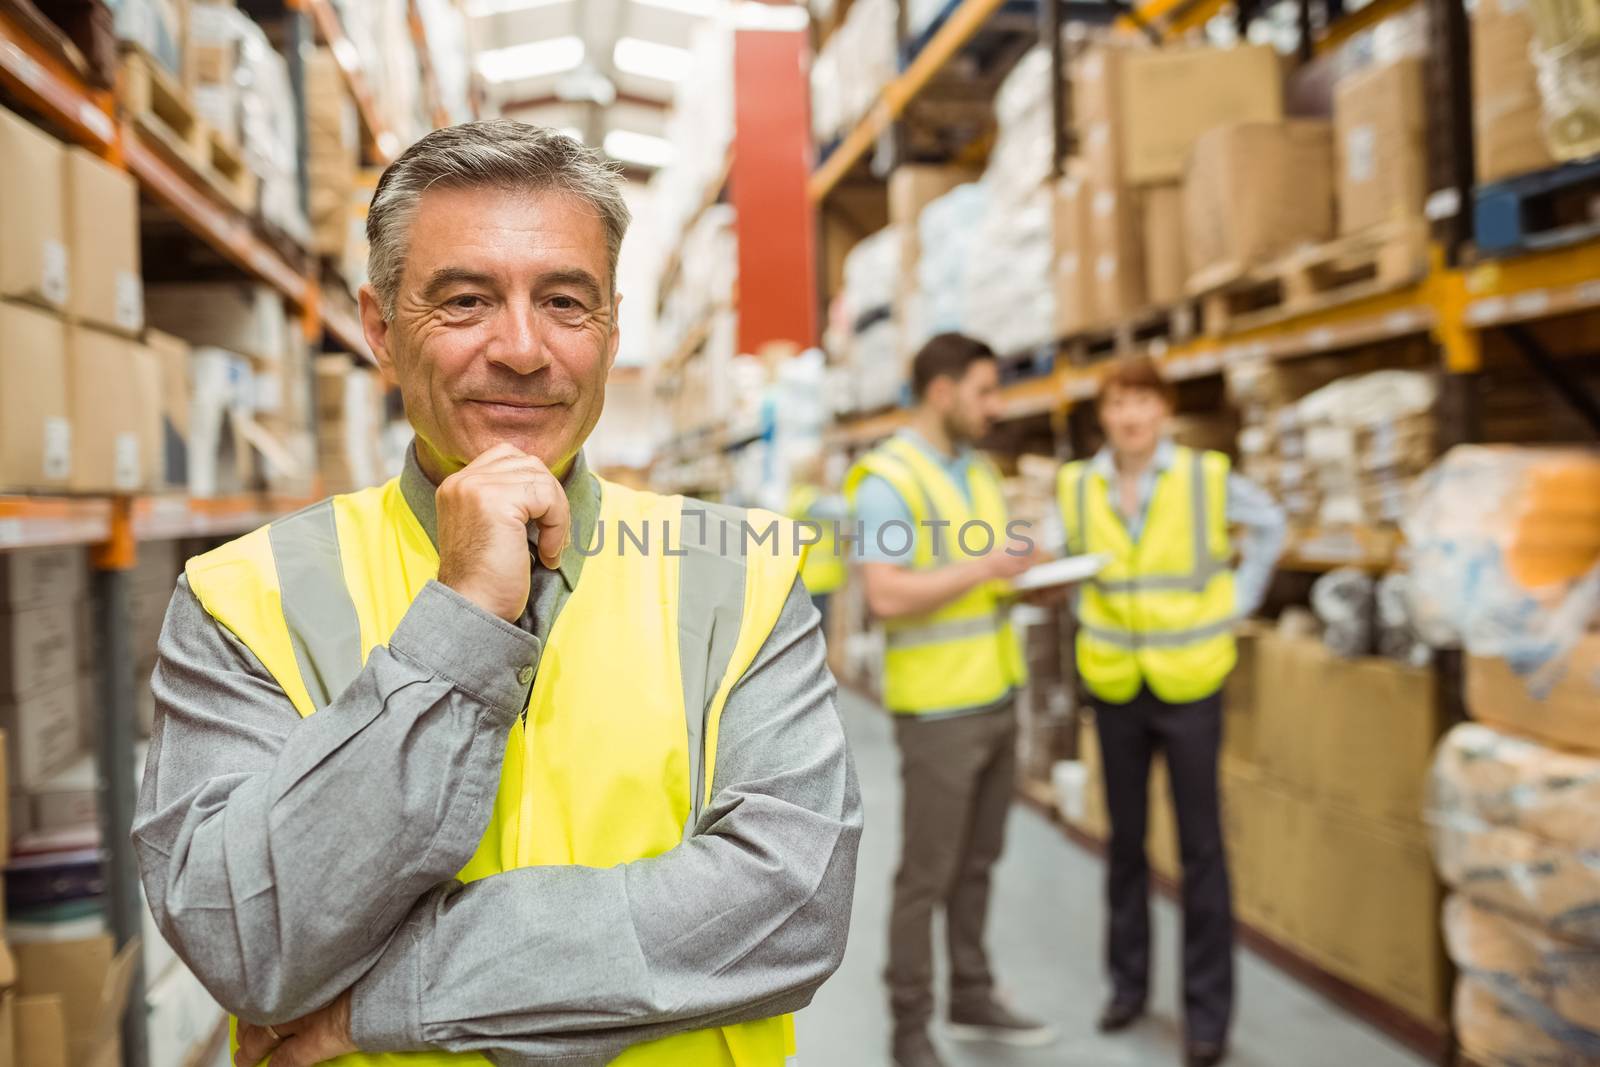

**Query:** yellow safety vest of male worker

left=786, top=484, right=847, bottom=596
left=1057, top=445, right=1237, bottom=705
left=842, top=436, right=1027, bottom=715
left=185, top=477, right=801, bottom=1067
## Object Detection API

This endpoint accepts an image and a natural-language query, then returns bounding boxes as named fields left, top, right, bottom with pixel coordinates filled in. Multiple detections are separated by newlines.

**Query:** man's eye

left=549, top=296, right=583, bottom=312
left=448, top=295, right=485, bottom=310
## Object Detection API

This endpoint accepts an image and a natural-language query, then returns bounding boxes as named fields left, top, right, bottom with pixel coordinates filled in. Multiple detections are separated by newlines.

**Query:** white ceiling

left=470, top=0, right=718, bottom=163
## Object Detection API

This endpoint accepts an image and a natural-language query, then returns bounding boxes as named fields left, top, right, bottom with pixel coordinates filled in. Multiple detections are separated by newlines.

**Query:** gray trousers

left=886, top=703, right=1017, bottom=1034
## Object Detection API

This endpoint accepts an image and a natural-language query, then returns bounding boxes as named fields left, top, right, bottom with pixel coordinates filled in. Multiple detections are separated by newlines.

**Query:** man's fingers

left=522, top=480, right=571, bottom=568
left=233, top=1022, right=284, bottom=1067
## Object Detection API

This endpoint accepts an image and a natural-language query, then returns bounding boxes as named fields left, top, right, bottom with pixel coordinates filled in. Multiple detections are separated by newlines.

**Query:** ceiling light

left=475, top=36, right=585, bottom=83
left=612, top=37, right=692, bottom=82
left=733, top=2, right=808, bottom=30
left=604, top=129, right=675, bottom=169
left=464, top=0, right=565, bottom=17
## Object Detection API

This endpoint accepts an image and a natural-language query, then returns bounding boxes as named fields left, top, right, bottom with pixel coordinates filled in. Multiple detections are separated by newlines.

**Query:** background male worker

left=844, top=333, right=1055, bottom=1067
left=1057, top=357, right=1284, bottom=1067
left=133, top=121, right=861, bottom=1067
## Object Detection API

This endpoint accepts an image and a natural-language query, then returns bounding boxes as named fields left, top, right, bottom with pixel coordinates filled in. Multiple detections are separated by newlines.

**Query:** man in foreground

left=134, top=120, right=861, bottom=1067
left=1058, top=357, right=1285, bottom=1067
left=845, top=334, right=1056, bottom=1067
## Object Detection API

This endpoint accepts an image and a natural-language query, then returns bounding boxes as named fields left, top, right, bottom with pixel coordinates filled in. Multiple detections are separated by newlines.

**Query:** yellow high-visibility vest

left=1057, top=446, right=1237, bottom=705
left=843, top=436, right=1027, bottom=715
left=786, top=483, right=847, bottom=596
left=186, top=476, right=801, bottom=1066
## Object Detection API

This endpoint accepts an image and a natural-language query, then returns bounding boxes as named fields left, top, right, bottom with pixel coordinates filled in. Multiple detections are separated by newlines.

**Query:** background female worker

left=1057, top=357, right=1285, bottom=1067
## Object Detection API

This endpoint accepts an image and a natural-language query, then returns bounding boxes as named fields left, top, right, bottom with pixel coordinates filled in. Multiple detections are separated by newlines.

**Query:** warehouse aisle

left=795, top=688, right=1431, bottom=1067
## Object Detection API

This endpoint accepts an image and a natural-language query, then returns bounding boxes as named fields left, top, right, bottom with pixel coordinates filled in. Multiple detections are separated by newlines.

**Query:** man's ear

left=358, top=285, right=397, bottom=386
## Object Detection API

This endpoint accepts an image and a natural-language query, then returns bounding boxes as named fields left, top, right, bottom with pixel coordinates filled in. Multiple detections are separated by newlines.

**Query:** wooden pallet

left=122, top=46, right=206, bottom=163
left=1060, top=301, right=1202, bottom=366
left=1195, top=221, right=1430, bottom=335
left=1474, top=156, right=1600, bottom=257
left=205, top=127, right=257, bottom=214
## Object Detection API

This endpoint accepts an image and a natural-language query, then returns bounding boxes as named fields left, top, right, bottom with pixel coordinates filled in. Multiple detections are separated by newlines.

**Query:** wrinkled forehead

left=403, top=184, right=612, bottom=284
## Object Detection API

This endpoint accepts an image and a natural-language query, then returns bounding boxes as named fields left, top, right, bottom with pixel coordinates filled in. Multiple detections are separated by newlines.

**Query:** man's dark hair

left=911, top=333, right=996, bottom=401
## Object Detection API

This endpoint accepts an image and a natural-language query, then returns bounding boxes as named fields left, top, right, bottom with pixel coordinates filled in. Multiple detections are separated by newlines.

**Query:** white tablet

left=1009, top=553, right=1112, bottom=592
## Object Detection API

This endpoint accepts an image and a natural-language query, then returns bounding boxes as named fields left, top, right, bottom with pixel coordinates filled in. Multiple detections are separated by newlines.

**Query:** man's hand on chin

left=235, top=989, right=356, bottom=1067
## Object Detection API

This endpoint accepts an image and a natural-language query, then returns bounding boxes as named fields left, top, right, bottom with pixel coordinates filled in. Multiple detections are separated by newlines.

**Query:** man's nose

left=486, top=302, right=554, bottom=375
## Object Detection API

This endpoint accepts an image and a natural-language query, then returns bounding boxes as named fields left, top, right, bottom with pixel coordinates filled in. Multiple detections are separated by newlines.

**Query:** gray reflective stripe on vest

left=884, top=610, right=1008, bottom=650
left=267, top=501, right=364, bottom=711
left=1079, top=618, right=1235, bottom=650
left=1074, top=462, right=1089, bottom=557
left=675, top=501, right=750, bottom=841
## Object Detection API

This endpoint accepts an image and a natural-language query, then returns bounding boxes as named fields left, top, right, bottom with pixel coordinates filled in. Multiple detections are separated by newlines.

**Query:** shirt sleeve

left=133, top=576, right=539, bottom=1024
left=1227, top=471, right=1288, bottom=619
left=348, top=576, right=863, bottom=1065
left=852, top=472, right=918, bottom=565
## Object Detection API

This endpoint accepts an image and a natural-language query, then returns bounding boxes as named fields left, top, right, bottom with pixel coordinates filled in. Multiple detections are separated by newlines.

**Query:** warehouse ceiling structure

left=468, top=0, right=724, bottom=170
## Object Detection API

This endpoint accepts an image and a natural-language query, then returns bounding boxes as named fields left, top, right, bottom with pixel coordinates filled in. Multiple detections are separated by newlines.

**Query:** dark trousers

left=886, top=705, right=1017, bottom=1036
left=1092, top=685, right=1235, bottom=1045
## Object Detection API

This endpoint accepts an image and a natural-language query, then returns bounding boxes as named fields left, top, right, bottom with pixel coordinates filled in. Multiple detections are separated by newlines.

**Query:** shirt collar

left=1090, top=437, right=1177, bottom=479
left=897, top=426, right=972, bottom=466
left=399, top=442, right=600, bottom=591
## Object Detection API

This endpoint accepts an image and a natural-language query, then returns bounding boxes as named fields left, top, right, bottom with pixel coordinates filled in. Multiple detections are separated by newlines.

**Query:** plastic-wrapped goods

left=841, top=226, right=905, bottom=324
left=415, top=0, right=472, bottom=123
left=811, top=0, right=896, bottom=142
left=1445, top=895, right=1600, bottom=1066
left=849, top=319, right=902, bottom=412
left=907, top=182, right=988, bottom=347
left=1378, top=572, right=1433, bottom=667
left=1526, top=0, right=1600, bottom=161
left=106, top=0, right=183, bottom=75
left=1311, top=567, right=1375, bottom=657
left=1297, top=369, right=1438, bottom=529
left=1405, top=446, right=1600, bottom=670
left=962, top=185, right=1055, bottom=357
left=653, top=18, right=735, bottom=251
left=985, top=47, right=1056, bottom=209
left=1429, top=723, right=1600, bottom=945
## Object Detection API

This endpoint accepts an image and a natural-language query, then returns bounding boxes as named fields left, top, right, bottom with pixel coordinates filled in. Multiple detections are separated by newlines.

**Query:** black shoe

left=891, top=1028, right=951, bottom=1067
left=1097, top=998, right=1146, bottom=1033
left=1187, top=1040, right=1227, bottom=1067
left=947, top=997, right=1058, bottom=1047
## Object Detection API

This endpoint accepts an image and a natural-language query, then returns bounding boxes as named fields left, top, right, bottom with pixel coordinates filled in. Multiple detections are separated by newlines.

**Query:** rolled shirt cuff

left=388, top=580, right=540, bottom=717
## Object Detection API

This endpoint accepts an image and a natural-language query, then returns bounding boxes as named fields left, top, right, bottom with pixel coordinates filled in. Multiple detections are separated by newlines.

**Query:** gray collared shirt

left=1082, top=439, right=1287, bottom=618
left=132, top=445, right=861, bottom=1065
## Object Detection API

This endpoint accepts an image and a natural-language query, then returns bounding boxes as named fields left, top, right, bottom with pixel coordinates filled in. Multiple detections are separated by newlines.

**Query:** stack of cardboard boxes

left=1060, top=623, right=1451, bottom=1025
left=307, top=47, right=363, bottom=264
left=315, top=355, right=388, bottom=494
left=1058, top=42, right=1285, bottom=336
left=0, top=106, right=162, bottom=498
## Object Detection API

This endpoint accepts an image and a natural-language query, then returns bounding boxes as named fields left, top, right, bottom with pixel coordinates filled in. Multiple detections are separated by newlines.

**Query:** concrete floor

left=795, top=688, right=1432, bottom=1067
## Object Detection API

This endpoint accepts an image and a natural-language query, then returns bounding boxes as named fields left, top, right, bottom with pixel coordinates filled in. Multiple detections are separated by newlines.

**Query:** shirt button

left=517, top=665, right=535, bottom=686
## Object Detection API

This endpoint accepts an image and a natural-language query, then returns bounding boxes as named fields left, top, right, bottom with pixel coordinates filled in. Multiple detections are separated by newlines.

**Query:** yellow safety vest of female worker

left=843, top=436, right=1027, bottom=715
left=786, top=483, right=847, bottom=596
left=185, top=478, right=800, bottom=1067
left=1057, top=445, right=1237, bottom=705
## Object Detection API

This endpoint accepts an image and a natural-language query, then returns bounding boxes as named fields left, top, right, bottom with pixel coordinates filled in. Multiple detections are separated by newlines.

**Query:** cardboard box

left=1184, top=122, right=1336, bottom=284
left=62, top=149, right=141, bottom=335
left=14, top=936, right=140, bottom=1067
left=0, top=729, right=9, bottom=859
left=308, top=48, right=360, bottom=257
left=0, top=302, right=71, bottom=492
left=1222, top=623, right=1262, bottom=769
left=0, top=106, right=68, bottom=309
left=145, top=330, right=191, bottom=488
left=0, top=677, right=82, bottom=790
left=19, top=752, right=97, bottom=833
left=14, top=995, right=68, bottom=1067
left=1466, top=632, right=1600, bottom=756
left=1140, top=183, right=1186, bottom=306
left=1473, top=0, right=1560, bottom=183
left=143, top=282, right=287, bottom=362
left=0, top=990, right=15, bottom=1067
left=1243, top=778, right=1314, bottom=946
left=1301, top=805, right=1447, bottom=1022
left=66, top=327, right=157, bottom=492
left=0, top=548, right=85, bottom=610
left=0, top=602, right=77, bottom=700
left=1118, top=45, right=1285, bottom=184
left=1314, top=652, right=1439, bottom=828
left=1088, top=183, right=1145, bottom=324
left=1053, top=168, right=1095, bottom=336
left=889, top=165, right=978, bottom=230
left=1335, top=57, right=1429, bottom=235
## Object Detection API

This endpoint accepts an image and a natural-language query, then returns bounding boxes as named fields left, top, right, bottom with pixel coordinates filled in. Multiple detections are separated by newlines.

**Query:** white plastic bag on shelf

left=1377, top=572, right=1433, bottom=666
left=1428, top=722, right=1600, bottom=945
left=1403, top=446, right=1600, bottom=678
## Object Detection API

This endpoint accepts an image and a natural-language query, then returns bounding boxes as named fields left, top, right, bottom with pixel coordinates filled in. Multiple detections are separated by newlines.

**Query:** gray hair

left=366, top=120, right=632, bottom=318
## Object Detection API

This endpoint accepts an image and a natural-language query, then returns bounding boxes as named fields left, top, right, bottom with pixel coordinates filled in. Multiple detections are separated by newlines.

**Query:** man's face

left=360, top=185, right=621, bottom=479
left=935, top=359, right=1003, bottom=445
left=1098, top=385, right=1171, bottom=457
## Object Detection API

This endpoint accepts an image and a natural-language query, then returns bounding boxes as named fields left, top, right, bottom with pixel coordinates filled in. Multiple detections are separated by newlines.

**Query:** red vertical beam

left=731, top=26, right=817, bottom=352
